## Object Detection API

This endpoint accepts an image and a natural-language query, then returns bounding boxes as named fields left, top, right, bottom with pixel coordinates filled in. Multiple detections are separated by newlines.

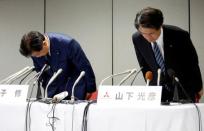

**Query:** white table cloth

left=0, top=101, right=203, bottom=131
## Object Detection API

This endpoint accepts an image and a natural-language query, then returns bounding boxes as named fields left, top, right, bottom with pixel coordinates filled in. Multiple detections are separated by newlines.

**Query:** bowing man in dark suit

left=19, top=31, right=96, bottom=100
left=132, top=7, right=203, bottom=102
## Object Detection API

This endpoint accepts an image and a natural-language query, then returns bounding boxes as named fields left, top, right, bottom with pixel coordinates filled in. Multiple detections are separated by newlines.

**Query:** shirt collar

left=151, top=27, right=163, bottom=47
left=151, top=28, right=164, bottom=58
left=156, top=27, right=163, bottom=46
left=44, top=34, right=51, bottom=56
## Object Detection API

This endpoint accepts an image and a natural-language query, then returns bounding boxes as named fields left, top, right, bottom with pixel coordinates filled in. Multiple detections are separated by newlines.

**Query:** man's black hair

left=134, top=7, right=164, bottom=30
left=19, top=31, right=45, bottom=57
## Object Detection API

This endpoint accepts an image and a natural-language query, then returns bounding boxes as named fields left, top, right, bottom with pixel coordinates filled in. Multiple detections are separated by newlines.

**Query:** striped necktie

left=153, top=42, right=165, bottom=72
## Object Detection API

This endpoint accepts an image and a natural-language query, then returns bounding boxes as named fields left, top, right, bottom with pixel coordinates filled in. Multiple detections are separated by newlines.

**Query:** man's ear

left=43, top=41, right=47, bottom=47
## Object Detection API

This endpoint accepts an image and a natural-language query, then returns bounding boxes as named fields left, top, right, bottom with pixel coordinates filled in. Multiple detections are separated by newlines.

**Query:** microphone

left=26, top=64, right=50, bottom=101
left=45, top=68, right=63, bottom=99
left=167, top=69, right=192, bottom=102
left=145, top=71, right=153, bottom=86
left=24, top=72, right=40, bottom=85
left=0, top=66, right=32, bottom=84
left=118, top=68, right=137, bottom=85
left=52, top=91, right=68, bottom=103
left=157, top=68, right=161, bottom=86
left=0, top=66, right=30, bottom=84
left=130, top=67, right=143, bottom=85
left=99, top=69, right=133, bottom=86
left=9, top=66, right=35, bottom=84
left=167, top=69, right=179, bottom=102
left=32, top=64, right=49, bottom=84
left=25, top=64, right=50, bottom=85
left=36, top=64, right=50, bottom=82
left=19, top=68, right=35, bottom=84
left=167, top=69, right=176, bottom=80
left=70, top=71, right=85, bottom=103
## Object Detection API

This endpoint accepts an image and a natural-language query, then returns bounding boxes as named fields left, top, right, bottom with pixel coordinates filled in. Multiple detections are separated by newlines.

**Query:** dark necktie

left=45, top=55, right=51, bottom=65
left=153, top=42, right=165, bottom=72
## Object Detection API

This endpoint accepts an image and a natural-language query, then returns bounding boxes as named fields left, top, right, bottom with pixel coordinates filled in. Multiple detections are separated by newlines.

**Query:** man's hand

left=85, top=91, right=98, bottom=100
left=196, top=88, right=203, bottom=102
left=85, top=93, right=92, bottom=100
left=198, top=88, right=203, bottom=98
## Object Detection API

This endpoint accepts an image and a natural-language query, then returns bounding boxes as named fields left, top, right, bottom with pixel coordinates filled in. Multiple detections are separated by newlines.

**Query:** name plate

left=97, top=85, right=162, bottom=106
left=0, top=85, right=29, bottom=103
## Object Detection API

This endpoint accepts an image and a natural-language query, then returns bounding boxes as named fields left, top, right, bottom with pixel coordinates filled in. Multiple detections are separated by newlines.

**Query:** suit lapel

left=163, top=26, right=169, bottom=61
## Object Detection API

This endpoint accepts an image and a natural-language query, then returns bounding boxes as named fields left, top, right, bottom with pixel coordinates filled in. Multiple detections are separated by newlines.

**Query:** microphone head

left=57, top=68, right=63, bottom=74
left=36, top=64, right=50, bottom=81
left=145, top=71, right=153, bottom=81
left=157, top=68, right=161, bottom=74
left=131, top=68, right=137, bottom=73
left=167, top=68, right=175, bottom=78
left=40, top=64, right=48, bottom=71
left=80, top=71, right=85, bottom=76
left=52, top=91, right=68, bottom=103
left=44, top=65, right=50, bottom=72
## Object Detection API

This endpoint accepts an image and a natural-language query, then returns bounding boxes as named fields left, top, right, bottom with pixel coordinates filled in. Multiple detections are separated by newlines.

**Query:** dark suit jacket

left=32, top=33, right=96, bottom=100
left=132, top=25, right=203, bottom=102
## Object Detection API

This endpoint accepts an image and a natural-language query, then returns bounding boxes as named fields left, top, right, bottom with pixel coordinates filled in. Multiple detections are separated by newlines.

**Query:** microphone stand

left=130, top=67, right=143, bottom=86
left=172, top=78, right=179, bottom=102
left=99, top=69, right=133, bottom=86
left=70, top=71, right=85, bottom=104
left=118, top=69, right=137, bottom=85
left=174, top=77, right=193, bottom=103
left=0, top=66, right=31, bottom=84
left=9, top=66, right=35, bottom=84
left=44, top=68, right=63, bottom=99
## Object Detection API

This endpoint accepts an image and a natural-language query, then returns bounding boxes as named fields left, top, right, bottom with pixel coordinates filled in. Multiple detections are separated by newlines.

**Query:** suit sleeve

left=181, top=32, right=203, bottom=93
left=67, top=39, right=96, bottom=93
left=132, top=34, right=151, bottom=80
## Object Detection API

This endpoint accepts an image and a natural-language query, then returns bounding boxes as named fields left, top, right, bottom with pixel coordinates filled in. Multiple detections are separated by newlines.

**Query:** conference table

left=0, top=100, right=203, bottom=131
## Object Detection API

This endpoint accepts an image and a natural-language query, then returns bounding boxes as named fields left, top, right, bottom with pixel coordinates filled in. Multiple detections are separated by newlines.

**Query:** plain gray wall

left=191, top=0, right=204, bottom=86
left=0, top=0, right=203, bottom=99
left=0, top=0, right=44, bottom=80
